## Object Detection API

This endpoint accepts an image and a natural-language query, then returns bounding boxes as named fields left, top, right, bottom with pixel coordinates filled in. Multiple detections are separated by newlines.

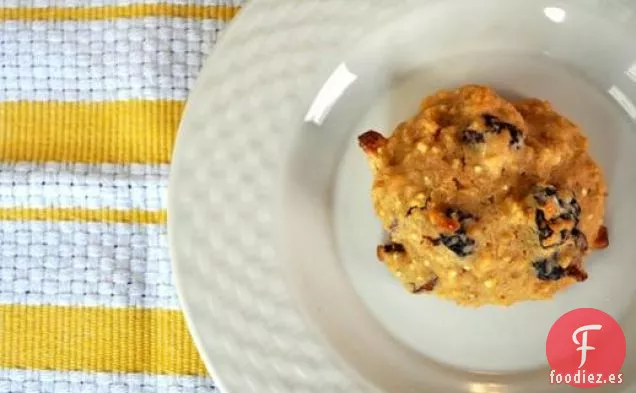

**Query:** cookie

left=359, top=85, right=608, bottom=306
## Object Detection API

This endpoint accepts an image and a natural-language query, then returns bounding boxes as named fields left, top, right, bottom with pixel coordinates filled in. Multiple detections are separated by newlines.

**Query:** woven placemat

left=0, top=1, right=243, bottom=391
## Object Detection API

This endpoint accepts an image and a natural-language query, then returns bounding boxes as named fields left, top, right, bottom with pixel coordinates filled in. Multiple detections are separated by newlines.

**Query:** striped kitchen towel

left=0, top=1, right=242, bottom=391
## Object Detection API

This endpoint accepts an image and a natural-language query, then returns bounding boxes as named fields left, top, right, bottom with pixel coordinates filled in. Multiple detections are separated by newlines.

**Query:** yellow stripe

left=0, top=4, right=239, bottom=21
left=0, top=101, right=183, bottom=164
left=0, top=208, right=167, bottom=224
left=0, top=305, right=207, bottom=375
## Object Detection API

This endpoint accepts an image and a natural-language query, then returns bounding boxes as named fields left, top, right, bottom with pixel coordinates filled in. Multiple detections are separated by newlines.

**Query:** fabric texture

left=0, top=0, right=243, bottom=391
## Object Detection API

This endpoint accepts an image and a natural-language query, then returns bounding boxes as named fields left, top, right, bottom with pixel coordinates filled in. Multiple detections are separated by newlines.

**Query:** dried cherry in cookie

left=533, top=254, right=565, bottom=281
left=533, top=185, right=584, bottom=249
left=507, top=125, right=524, bottom=150
left=439, top=231, right=476, bottom=257
left=483, top=114, right=525, bottom=149
left=483, top=114, right=503, bottom=133
left=461, top=129, right=485, bottom=144
left=533, top=253, right=589, bottom=282
left=433, top=208, right=477, bottom=257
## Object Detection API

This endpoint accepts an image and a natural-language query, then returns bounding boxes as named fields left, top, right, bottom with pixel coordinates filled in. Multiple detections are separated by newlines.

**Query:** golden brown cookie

left=359, top=85, right=608, bottom=306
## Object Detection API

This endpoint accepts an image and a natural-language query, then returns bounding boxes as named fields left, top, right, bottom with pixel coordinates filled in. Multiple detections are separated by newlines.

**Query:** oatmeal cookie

left=359, top=85, right=608, bottom=306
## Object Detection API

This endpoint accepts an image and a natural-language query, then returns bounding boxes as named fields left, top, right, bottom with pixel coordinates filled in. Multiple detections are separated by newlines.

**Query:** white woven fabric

left=0, top=163, right=168, bottom=210
left=0, top=0, right=238, bottom=7
left=0, top=19, right=223, bottom=101
left=0, top=0, right=246, bottom=391
left=0, top=220, right=175, bottom=308
left=0, top=369, right=216, bottom=393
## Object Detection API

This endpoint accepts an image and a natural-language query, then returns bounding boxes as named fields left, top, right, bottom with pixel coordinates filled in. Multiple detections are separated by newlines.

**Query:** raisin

left=461, top=129, right=485, bottom=144
left=439, top=231, right=476, bottom=257
left=533, top=255, right=565, bottom=281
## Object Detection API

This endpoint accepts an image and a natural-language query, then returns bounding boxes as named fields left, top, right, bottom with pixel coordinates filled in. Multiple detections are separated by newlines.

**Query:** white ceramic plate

left=169, top=0, right=636, bottom=392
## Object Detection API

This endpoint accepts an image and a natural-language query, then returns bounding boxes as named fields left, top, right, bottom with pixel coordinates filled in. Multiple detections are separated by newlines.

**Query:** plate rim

left=168, top=0, right=411, bottom=392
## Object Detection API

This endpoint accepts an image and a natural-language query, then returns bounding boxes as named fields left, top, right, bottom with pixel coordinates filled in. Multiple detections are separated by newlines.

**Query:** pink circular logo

left=546, top=308, right=626, bottom=388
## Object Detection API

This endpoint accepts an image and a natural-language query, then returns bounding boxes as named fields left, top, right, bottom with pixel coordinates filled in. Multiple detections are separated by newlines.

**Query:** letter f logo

left=572, top=324, right=602, bottom=368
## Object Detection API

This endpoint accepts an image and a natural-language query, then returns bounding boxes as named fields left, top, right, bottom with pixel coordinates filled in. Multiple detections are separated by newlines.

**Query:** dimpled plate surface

left=169, top=1, right=413, bottom=392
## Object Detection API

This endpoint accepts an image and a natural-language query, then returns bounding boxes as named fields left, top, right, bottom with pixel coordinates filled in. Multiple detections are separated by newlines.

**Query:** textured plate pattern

left=168, top=0, right=417, bottom=392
